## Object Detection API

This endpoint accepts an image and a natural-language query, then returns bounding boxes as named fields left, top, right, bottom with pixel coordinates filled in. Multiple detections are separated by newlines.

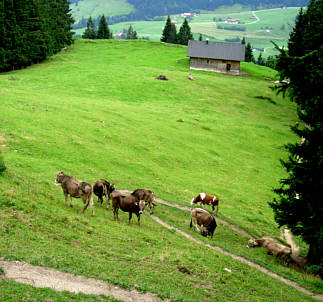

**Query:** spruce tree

left=97, top=15, right=111, bottom=39
left=269, top=0, right=323, bottom=275
left=177, top=18, right=193, bottom=45
left=161, top=16, right=173, bottom=43
left=198, top=34, right=203, bottom=41
left=245, top=42, right=254, bottom=62
left=82, top=16, right=96, bottom=39
left=241, top=36, right=246, bottom=45
left=256, top=53, right=265, bottom=66
left=126, top=25, right=137, bottom=39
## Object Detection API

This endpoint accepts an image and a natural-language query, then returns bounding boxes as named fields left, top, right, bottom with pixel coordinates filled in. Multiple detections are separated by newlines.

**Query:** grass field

left=70, top=0, right=134, bottom=23
left=0, top=39, right=322, bottom=300
left=73, top=6, right=300, bottom=57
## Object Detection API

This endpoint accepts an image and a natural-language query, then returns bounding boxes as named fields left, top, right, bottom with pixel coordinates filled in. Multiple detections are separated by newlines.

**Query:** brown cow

left=55, top=171, right=94, bottom=216
left=93, top=179, right=115, bottom=209
left=111, top=191, right=146, bottom=225
left=131, top=189, right=155, bottom=214
left=247, top=236, right=292, bottom=262
left=190, top=208, right=217, bottom=237
left=191, top=193, right=219, bottom=216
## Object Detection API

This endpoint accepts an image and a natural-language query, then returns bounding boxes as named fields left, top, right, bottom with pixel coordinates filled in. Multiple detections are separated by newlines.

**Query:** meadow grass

left=70, top=0, right=134, bottom=23
left=0, top=39, right=321, bottom=300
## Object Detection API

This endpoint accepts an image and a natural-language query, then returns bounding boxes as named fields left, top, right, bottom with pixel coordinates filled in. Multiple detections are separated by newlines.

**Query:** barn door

left=226, top=63, right=231, bottom=71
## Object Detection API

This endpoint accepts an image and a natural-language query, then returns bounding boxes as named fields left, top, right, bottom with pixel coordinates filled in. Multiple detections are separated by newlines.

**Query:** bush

left=0, top=152, right=6, bottom=175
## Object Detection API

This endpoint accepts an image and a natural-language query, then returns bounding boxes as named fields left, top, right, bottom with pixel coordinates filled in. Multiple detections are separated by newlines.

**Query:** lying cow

left=247, top=236, right=291, bottom=262
left=131, top=189, right=155, bottom=214
left=190, top=208, right=217, bottom=237
left=111, top=190, right=146, bottom=225
left=191, top=193, right=219, bottom=216
left=93, top=179, right=115, bottom=209
left=55, top=171, right=94, bottom=216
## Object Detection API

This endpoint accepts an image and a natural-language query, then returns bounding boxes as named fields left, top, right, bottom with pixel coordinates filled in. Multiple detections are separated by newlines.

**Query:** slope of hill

left=0, top=39, right=322, bottom=300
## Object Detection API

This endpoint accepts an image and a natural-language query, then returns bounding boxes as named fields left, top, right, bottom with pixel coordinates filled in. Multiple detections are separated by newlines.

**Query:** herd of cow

left=54, top=171, right=219, bottom=235
left=53, top=171, right=306, bottom=269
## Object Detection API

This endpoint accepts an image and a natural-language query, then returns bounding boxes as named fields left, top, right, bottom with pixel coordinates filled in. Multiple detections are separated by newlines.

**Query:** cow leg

left=128, top=212, right=132, bottom=224
left=113, top=206, right=119, bottom=220
left=89, top=194, right=94, bottom=216
left=80, top=196, right=90, bottom=214
left=137, top=214, right=141, bottom=226
left=105, top=194, right=110, bottom=210
left=64, top=193, right=68, bottom=206
left=215, top=204, right=219, bottom=217
left=70, top=196, right=73, bottom=207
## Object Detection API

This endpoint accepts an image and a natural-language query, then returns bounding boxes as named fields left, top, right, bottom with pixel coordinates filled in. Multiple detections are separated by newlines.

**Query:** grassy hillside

left=74, top=7, right=300, bottom=57
left=70, top=0, right=134, bottom=23
left=0, top=39, right=322, bottom=300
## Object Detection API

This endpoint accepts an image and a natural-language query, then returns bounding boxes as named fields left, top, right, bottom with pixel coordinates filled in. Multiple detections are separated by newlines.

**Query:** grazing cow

left=55, top=171, right=94, bottom=216
left=191, top=193, right=219, bottom=216
left=190, top=208, right=217, bottom=237
left=131, top=189, right=155, bottom=214
left=247, top=236, right=292, bottom=262
left=93, top=179, right=115, bottom=209
left=111, top=191, right=146, bottom=225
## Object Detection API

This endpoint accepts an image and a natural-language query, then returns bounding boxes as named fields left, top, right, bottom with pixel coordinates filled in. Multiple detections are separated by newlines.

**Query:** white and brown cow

left=190, top=208, right=217, bottom=238
left=191, top=193, right=219, bottom=216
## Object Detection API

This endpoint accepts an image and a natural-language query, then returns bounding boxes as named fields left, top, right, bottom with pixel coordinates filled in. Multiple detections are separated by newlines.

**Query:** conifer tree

left=245, top=42, right=254, bottom=62
left=82, top=16, right=96, bottom=39
left=198, top=34, right=203, bottom=41
left=126, top=25, right=137, bottom=39
left=161, top=16, right=177, bottom=44
left=97, top=15, right=111, bottom=39
left=177, top=18, right=193, bottom=45
left=256, top=52, right=265, bottom=65
left=269, top=0, right=323, bottom=275
left=241, top=36, right=246, bottom=45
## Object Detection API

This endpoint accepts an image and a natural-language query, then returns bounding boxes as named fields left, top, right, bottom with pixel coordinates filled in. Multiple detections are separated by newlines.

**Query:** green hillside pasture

left=0, top=39, right=321, bottom=299
left=0, top=39, right=295, bottom=238
left=157, top=204, right=323, bottom=295
left=70, top=0, right=134, bottom=23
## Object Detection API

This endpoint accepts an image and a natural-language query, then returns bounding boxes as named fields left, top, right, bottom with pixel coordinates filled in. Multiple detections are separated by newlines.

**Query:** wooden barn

left=187, top=40, right=245, bottom=74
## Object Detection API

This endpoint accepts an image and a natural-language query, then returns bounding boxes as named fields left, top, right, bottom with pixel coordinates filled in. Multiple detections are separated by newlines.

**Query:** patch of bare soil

left=148, top=215, right=323, bottom=301
left=0, top=259, right=164, bottom=302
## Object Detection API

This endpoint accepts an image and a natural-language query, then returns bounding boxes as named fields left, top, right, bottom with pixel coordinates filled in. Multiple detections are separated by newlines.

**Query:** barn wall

left=189, top=57, right=240, bottom=73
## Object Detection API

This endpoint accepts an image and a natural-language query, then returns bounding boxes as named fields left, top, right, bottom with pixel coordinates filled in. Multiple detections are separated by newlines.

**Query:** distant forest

left=73, top=0, right=308, bottom=28
left=0, top=0, right=74, bottom=72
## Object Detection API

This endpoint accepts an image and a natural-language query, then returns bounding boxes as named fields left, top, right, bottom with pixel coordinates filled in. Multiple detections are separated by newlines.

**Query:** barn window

left=226, top=64, right=231, bottom=71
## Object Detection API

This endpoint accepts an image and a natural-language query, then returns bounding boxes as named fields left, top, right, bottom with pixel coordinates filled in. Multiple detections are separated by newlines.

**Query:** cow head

left=109, top=184, right=116, bottom=194
left=190, top=197, right=195, bottom=206
left=247, top=238, right=259, bottom=248
left=55, top=171, right=65, bottom=184
left=137, top=200, right=146, bottom=215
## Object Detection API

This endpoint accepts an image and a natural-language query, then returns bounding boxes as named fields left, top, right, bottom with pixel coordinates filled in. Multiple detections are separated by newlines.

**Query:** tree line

left=161, top=16, right=193, bottom=45
left=0, top=0, right=74, bottom=72
left=82, top=15, right=138, bottom=40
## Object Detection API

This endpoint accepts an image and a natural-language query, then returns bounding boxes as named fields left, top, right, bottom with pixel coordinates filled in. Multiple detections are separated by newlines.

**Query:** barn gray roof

left=187, top=40, right=245, bottom=62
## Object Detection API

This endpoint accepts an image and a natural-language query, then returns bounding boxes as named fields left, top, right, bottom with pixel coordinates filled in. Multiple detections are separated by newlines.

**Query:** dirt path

left=148, top=215, right=323, bottom=301
left=0, top=259, right=164, bottom=302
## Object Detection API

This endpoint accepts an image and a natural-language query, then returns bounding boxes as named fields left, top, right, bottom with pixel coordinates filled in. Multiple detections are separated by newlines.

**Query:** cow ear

left=135, top=202, right=139, bottom=206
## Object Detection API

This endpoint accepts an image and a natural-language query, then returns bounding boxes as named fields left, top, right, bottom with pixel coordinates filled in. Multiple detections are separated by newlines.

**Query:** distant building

left=181, top=12, right=198, bottom=18
left=171, top=20, right=178, bottom=24
left=187, top=40, right=245, bottom=74
left=115, top=31, right=123, bottom=37
left=224, top=18, right=240, bottom=24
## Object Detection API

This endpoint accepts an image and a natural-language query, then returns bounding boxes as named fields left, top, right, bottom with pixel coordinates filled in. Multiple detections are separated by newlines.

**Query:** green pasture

left=0, top=39, right=322, bottom=300
left=70, top=0, right=134, bottom=23
left=74, top=7, right=300, bottom=57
